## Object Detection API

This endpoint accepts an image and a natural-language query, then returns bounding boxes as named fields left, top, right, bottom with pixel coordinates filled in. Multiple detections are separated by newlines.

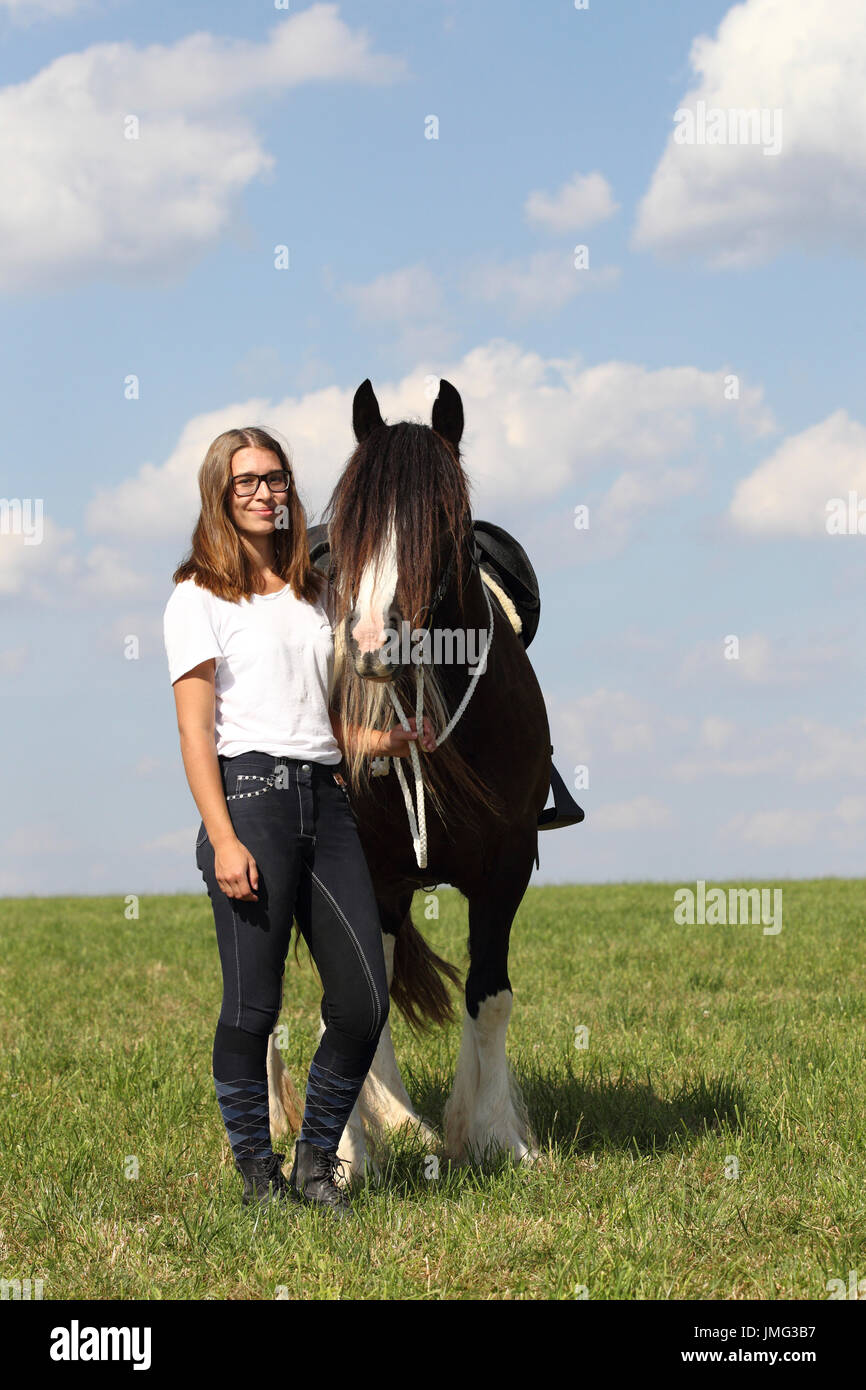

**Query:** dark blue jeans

left=196, top=751, right=390, bottom=1070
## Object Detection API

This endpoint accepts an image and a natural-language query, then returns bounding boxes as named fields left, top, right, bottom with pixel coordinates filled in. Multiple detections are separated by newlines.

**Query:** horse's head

left=323, top=378, right=475, bottom=681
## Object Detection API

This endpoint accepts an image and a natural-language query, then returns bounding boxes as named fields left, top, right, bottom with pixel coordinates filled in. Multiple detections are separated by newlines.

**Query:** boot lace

left=309, top=1146, right=351, bottom=1200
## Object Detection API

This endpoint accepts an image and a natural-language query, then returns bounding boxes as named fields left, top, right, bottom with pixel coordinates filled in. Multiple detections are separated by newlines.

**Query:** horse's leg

left=443, top=836, right=539, bottom=1166
left=355, top=928, right=439, bottom=1149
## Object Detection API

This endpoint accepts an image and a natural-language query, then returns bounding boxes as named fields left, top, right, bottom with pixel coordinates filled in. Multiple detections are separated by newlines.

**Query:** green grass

left=1, top=879, right=865, bottom=1299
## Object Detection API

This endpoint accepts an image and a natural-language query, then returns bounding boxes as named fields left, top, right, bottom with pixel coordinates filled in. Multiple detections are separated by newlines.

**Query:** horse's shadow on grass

left=514, top=1057, right=747, bottom=1156
left=363, top=1056, right=747, bottom=1193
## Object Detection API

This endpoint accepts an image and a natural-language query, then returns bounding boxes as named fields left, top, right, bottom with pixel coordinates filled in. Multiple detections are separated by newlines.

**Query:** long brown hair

left=172, top=426, right=324, bottom=604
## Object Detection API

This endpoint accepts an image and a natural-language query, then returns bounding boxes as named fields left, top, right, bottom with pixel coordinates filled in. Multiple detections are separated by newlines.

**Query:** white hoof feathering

left=443, top=990, right=536, bottom=1163
left=337, top=1102, right=381, bottom=1184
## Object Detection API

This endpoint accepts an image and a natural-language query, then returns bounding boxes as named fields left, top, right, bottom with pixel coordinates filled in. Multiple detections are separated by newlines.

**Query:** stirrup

left=538, top=758, right=585, bottom=830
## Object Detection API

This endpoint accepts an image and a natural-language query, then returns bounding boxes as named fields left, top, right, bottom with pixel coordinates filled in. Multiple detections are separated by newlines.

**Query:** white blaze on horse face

left=352, top=516, right=398, bottom=656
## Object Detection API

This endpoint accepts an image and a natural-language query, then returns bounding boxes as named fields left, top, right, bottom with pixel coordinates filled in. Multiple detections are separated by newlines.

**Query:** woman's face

left=228, top=446, right=288, bottom=540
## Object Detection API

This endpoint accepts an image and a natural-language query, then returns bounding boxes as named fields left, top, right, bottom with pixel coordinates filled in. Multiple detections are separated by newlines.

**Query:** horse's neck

left=454, top=562, right=489, bottom=631
left=427, top=565, right=495, bottom=699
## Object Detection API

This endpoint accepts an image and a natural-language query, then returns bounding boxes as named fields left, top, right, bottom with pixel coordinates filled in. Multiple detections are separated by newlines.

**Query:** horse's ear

left=352, top=378, right=385, bottom=442
left=431, top=379, right=464, bottom=449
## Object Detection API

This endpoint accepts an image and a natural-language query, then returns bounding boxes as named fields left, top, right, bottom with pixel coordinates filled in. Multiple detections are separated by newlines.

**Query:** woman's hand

left=379, top=715, right=437, bottom=757
left=213, top=835, right=260, bottom=901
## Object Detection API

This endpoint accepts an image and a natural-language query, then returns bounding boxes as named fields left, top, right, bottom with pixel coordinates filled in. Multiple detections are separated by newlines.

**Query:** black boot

left=234, top=1150, right=292, bottom=1208
left=289, top=1140, right=354, bottom=1220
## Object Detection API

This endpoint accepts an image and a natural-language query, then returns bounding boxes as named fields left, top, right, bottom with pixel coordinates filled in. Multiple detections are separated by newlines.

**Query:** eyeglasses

left=230, top=469, right=291, bottom=498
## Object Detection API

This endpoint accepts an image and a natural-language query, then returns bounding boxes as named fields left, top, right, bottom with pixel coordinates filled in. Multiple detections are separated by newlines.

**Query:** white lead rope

left=385, top=580, right=494, bottom=868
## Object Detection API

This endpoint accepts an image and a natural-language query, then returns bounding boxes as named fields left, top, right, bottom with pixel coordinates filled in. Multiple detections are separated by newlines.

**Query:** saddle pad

left=479, top=567, right=522, bottom=638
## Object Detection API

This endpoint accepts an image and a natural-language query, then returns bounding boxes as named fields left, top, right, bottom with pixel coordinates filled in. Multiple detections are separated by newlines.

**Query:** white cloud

left=525, top=171, right=619, bottom=232
left=700, top=716, right=735, bottom=750
left=592, top=796, right=673, bottom=831
left=674, top=713, right=866, bottom=783
left=339, top=247, right=618, bottom=339
left=672, top=749, right=790, bottom=782
left=336, top=264, right=456, bottom=357
left=834, top=796, right=866, bottom=825
left=633, top=0, right=866, bottom=266
left=452, top=348, right=771, bottom=515
left=729, top=410, right=866, bottom=537
left=466, top=250, right=619, bottom=316
left=0, top=5, right=405, bottom=289
left=5, top=822, right=80, bottom=855
left=135, top=755, right=171, bottom=776
left=0, top=646, right=29, bottom=675
left=340, top=264, right=442, bottom=321
left=789, top=718, right=866, bottom=781
left=84, top=342, right=775, bottom=540
left=722, top=796, right=866, bottom=849
left=555, top=688, right=656, bottom=761
left=143, top=828, right=198, bottom=854
left=0, top=517, right=78, bottom=596
left=0, top=0, right=90, bottom=17
left=721, top=808, right=817, bottom=847
left=733, top=633, right=776, bottom=684
left=680, top=631, right=845, bottom=687
left=77, top=546, right=151, bottom=598
left=595, top=464, right=700, bottom=542
left=85, top=391, right=345, bottom=539
left=0, top=519, right=148, bottom=601
left=0, top=868, right=30, bottom=894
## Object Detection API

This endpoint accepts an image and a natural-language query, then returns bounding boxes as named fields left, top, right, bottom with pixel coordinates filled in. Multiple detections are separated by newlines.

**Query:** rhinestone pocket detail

left=226, top=773, right=276, bottom=801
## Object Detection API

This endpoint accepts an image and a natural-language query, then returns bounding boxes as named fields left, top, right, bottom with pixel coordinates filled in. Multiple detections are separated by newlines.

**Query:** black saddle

left=472, top=519, right=540, bottom=649
left=307, top=522, right=333, bottom=574
left=308, top=518, right=541, bottom=647
left=307, top=521, right=583, bottom=837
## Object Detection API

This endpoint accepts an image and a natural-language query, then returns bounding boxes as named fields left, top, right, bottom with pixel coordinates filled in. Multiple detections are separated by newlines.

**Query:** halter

left=384, top=525, right=494, bottom=869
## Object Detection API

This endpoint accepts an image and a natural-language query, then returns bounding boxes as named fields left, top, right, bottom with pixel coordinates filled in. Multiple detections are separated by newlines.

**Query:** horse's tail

left=391, top=907, right=462, bottom=1033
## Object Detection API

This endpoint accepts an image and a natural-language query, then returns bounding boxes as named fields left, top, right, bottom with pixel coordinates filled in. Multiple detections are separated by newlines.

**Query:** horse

left=267, top=378, right=554, bottom=1178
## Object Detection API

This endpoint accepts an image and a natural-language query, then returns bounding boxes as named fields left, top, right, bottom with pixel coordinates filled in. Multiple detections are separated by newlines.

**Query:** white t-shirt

left=162, top=576, right=342, bottom=763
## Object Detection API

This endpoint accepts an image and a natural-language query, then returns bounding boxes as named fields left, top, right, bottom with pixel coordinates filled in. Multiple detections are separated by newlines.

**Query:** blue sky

left=2, top=0, right=865, bottom=894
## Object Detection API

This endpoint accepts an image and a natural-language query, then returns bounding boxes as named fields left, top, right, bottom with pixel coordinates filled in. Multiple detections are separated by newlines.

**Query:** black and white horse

left=270, top=379, right=553, bottom=1177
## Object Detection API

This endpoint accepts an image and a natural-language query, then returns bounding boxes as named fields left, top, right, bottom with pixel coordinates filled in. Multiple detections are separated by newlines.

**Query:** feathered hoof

left=451, top=1131, right=540, bottom=1168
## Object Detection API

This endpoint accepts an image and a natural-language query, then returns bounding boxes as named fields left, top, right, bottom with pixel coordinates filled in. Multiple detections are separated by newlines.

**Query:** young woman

left=162, top=426, right=435, bottom=1219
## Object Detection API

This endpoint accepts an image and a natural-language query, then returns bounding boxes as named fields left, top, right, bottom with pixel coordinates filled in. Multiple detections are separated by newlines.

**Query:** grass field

left=1, top=879, right=864, bottom=1300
